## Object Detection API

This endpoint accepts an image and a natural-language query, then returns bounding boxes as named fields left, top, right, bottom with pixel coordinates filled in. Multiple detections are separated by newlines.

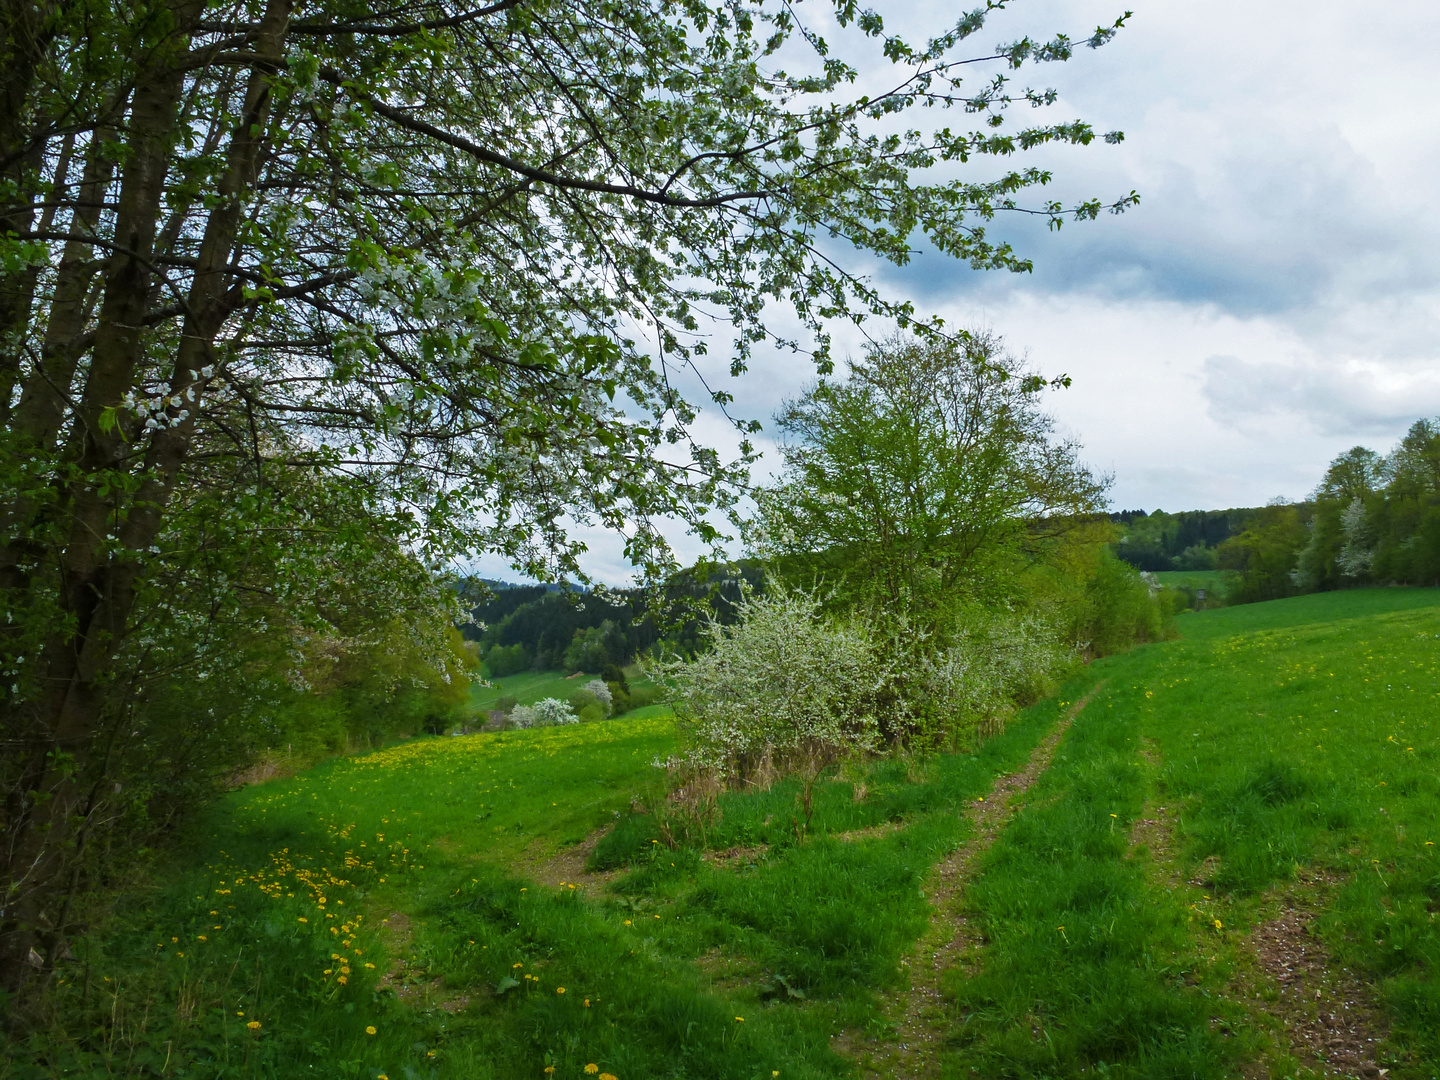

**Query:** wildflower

left=338, top=976, right=348, bottom=984
left=544, top=1069, right=555, bottom=1075
left=585, top=1066, right=600, bottom=1075
left=247, top=1021, right=261, bottom=1030
left=366, top=1025, right=377, bottom=1035
left=1213, top=919, right=1223, bottom=930
left=735, top=1016, right=745, bottom=1022
left=624, top=920, right=631, bottom=926
left=237, top=1011, right=244, bottom=1017
left=556, top=987, right=565, bottom=994
left=601, top=1074, right=617, bottom=1080
left=197, top=935, right=207, bottom=941
left=584, top=999, right=591, bottom=1007
left=513, top=962, right=523, bottom=969
left=365, top=962, right=376, bottom=969
left=298, top=917, right=308, bottom=923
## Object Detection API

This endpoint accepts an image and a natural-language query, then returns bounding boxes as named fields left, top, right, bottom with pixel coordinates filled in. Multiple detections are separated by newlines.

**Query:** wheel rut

left=835, top=682, right=1105, bottom=1078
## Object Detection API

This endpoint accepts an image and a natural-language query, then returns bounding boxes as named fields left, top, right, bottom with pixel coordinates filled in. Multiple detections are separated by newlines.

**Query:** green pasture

left=14, top=587, right=1440, bottom=1079
left=1151, top=569, right=1228, bottom=591
left=470, top=666, right=660, bottom=716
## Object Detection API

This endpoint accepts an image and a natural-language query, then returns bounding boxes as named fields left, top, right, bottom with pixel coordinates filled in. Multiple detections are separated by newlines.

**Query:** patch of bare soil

left=376, top=909, right=477, bottom=1013
left=834, top=683, right=1106, bottom=1079
left=526, top=827, right=623, bottom=892
left=1237, top=877, right=1392, bottom=1080
left=1125, top=748, right=1392, bottom=1080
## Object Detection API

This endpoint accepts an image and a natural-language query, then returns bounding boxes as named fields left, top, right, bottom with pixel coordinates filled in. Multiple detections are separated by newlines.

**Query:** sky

left=471, top=0, right=1440, bottom=584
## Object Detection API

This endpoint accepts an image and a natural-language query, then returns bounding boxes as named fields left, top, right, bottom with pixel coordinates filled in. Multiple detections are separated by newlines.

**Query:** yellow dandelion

left=338, top=976, right=348, bottom=984
left=365, top=962, right=376, bottom=969
left=366, top=1025, right=377, bottom=1035
left=735, top=1016, right=745, bottom=1022
left=544, top=1069, right=556, bottom=1075
left=246, top=1021, right=261, bottom=1030
left=624, top=920, right=632, bottom=926
left=585, top=1066, right=599, bottom=1075
left=1213, top=919, right=1223, bottom=930
left=600, top=1074, right=617, bottom=1080
left=584, top=998, right=591, bottom=1007
left=298, top=917, right=308, bottom=923
left=556, top=986, right=565, bottom=994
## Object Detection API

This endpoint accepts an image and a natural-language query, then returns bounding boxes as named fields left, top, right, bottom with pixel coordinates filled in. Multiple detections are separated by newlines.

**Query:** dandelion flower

left=246, top=1021, right=261, bottom=1030
left=585, top=1065, right=599, bottom=1075
left=365, top=962, right=376, bottom=969
left=600, top=1074, right=617, bottom=1080
left=366, top=1025, right=377, bottom=1035
left=1213, top=919, right=1223, bottom=930
left=544, top=1069, right=555, bottom=1075
left=556, top=987, right=565, bottom=994
left=735, top=1016, right=745, bottom=1022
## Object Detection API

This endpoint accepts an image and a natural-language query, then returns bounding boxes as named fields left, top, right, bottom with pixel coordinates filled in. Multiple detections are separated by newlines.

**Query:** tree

left=751, top=331, right=1108, bottom=614
left=0, top=0, right=1133, bottom=991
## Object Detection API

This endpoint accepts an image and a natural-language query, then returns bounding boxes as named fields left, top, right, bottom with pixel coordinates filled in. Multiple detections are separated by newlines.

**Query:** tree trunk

left=0, top=0, right=204, bottom=1001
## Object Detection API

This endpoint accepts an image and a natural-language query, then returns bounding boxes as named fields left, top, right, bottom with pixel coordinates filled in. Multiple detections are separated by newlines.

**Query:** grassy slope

left=949, top=587, right=1440, bottom=1078
left=1151, top=569, right=1228, bottom=590
left=19, top=687, right=1076, bottom=1079
left=470, top=667, right=661, bottom=715
left=17, top=587, right=1440, bottom=1080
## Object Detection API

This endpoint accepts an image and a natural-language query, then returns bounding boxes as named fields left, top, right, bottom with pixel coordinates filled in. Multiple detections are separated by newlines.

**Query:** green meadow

left=469, top=667, right=661, bottom=716
left=14, top=588, right=1440, bottom=1079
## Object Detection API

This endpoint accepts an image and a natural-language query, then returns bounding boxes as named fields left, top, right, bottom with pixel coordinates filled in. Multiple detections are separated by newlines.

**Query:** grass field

left=1152, top=569, right=1229, bottom=591
left=13, top=588, right=1440, bottom=1079
left=469, top=667, right=661, bottom=716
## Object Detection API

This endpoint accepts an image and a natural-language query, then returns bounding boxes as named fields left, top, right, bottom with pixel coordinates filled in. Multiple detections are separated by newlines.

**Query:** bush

left=903, top=607, right=1078, bottom=743
left=657, top=586, right=886, bottom=779
left=1072, top=551, right=1175, bottom=656
left=493, top=695, right=518, bottom=714
left=531, top=697, right=578, bottom=725
left=606, top=681, right=631, bottom=715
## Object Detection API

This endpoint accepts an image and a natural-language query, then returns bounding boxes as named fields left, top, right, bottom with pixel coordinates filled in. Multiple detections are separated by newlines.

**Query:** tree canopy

left=750, top=331, right=1109, bottom=614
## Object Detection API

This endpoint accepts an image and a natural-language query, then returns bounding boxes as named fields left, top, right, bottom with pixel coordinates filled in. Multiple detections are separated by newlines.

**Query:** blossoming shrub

left=531, top=697, right=579, bottom=725
left=658, top=587, right=885, bottom=779
left=584, top=679, right=614, bottom=712
left=909, top=610, right=1077, bottom=742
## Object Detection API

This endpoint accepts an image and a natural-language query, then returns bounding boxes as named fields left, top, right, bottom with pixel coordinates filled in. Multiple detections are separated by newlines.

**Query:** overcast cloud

left=469, top=0, right=1440, bottom=583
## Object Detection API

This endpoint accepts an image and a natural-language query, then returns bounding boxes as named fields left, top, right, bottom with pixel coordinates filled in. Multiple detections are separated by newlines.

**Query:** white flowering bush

left=507, top=698, right=578, bottom=728
left=531, top=697, right=579, bottom=725
left=912, top=611, right=1076, bottom=739
left=584, top=679, right=614, bottom=712
left=657, top=586, right=886, bottom=778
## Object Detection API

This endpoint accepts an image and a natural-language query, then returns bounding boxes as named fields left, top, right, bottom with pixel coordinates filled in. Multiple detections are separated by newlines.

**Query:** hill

left=16, top=588, right=1440, bottom=1078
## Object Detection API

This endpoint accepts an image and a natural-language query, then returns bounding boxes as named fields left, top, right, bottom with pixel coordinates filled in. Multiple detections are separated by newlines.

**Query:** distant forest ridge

left=1107, top=506, right=1272, bottom=572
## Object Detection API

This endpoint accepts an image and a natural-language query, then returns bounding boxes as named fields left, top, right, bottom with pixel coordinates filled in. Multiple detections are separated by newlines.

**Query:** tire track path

left=836, top=682, right=1105, bottom=1078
